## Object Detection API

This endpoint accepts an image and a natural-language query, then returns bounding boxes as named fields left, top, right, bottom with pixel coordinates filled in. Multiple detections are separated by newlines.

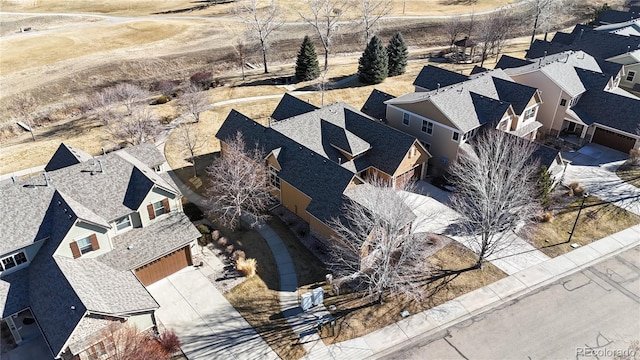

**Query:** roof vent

left=11, top=175, right=17, bottom=185
left=98, top=159, right=104, bottom=174
left=127, top=245, right=134, bottom=250
left=70, top=306, right=76, bottom=311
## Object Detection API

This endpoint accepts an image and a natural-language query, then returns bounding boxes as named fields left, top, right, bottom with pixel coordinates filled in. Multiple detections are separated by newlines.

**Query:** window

left=269, top=166, right=280, bottom=189
left=77, top=237, right=94, bottom=254
left=402, top=113, right=410, bottom=126
left=115, top=215, right=132, bottom=232
left=452, top=132, right=460, bottom=142
left=626, top=71, right=635, bottom=82
left=569, top=95, right=580, bottom=107
left=420, top=141, right=431, bottom=151
left=421, top=120, right=433, bottom=134
left=153, top=200, right=166, bottom=217
left=0, top=251, right=28, bottom=271
left=523, top=107, right=536, bottom=120
left=560, top=99, right=567, bottom=106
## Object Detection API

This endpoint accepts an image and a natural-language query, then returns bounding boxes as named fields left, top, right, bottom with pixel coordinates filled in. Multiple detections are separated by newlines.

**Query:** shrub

left=573, top=186, right=586, bottom=197
left=225, top=244, right=234, bottom=254
left=217, top=236, right=227, bottom=247
left=539, top=211, right=554, bottom=223
left=190, top=72, right=213, bottom=89
left=569, top=181, right=580, bottom=190
left=236, top=258, right=257, bottom=276
left=567, top=187, right=574, bottom=197
left=183, top=202, right=204, bottom=221
left=628, top=149, right=640, bottom=166
left=196, top=224, right=211, bottom=246
left=158, top=329, right=181, bottom=354
left=211, top=230, right=221, bottom=242
left=232, top=250, right=246, bottom=261
left=154, top=95, right=169, bottom=105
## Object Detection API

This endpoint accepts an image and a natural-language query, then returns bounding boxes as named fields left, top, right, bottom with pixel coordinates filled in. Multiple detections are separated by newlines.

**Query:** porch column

left=579, top=125, right=589, bottom=145
left=5, top=316, right=22, bottom=344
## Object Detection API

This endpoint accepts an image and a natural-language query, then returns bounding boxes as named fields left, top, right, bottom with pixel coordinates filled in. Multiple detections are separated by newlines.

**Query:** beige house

left=371, top=66, right=542, bottom=171
left=216, top=95, right=430, bottom=239
left=0, top=143, right=200, bottom=359
left=500, top=51, right=640, bottom=153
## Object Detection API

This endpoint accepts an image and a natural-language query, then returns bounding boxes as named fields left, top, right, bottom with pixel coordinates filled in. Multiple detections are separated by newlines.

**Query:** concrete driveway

left=562, top=143, right=640, bottom=215
left=146, top=250, right=278, bottom=360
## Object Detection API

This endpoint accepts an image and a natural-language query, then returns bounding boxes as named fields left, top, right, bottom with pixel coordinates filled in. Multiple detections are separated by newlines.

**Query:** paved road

left=377, top=246, right=640, bottom=360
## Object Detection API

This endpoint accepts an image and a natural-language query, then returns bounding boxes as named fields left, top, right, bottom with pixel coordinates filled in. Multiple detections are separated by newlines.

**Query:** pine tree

left=537, top=165, right=553, bottom=208
left=358, top=36, right=388, bottom=85
left=387, top=32, right=408, bottom=77
left=295, top=36, right=320, bottom=81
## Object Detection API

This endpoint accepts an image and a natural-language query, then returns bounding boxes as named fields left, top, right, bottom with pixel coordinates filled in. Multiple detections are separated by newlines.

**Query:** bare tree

left=300, top=0, right=352, bottom=70
left=232, top=35, right=252, bottom=80
left=179, top=85, right=209, bottom=123
left=528, top=0, right=569, bottom=44
left=113, top=83, right=149, bottom=115
left=444, top=15, right=463, bottom=51
left=99, top=323, right=170, bottom=360
left=359, top=0, right=392, bottom=46
left=175, top=122, right=209, bottom=177
left=328, top=178, right=437, bottom=304
left=9, top=93, right=37, bottom=141
left=205, top=132, right=271, bottom=229
left=104, top=107, right=160, bottom=146
left=316, top=67, right=332, bottom=106
left=235, top=0, right=283, bottom=74
left=475, top=10, right=512, bottom=67
left=449, top=130, right=542, bottom=268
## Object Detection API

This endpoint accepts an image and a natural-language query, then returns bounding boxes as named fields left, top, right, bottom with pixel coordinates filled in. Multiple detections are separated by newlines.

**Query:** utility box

left=300, top=292, right=313, bottom=311
left=312, top=287, right=324, bottom=306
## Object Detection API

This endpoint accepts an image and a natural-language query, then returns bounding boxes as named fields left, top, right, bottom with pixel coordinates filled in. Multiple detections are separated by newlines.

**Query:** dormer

left=320, top=119, right=371, bottom=161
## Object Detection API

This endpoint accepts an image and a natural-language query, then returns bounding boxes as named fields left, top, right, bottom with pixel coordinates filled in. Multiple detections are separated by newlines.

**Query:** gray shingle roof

left=216, top=110, right=357, bottom=223
left=572, top=91, right=640, bottom=134
left=413, top=65, right=468, bottom=91
left=123, top=142, right=166, bottom=168
left=361, top=89, right=395, bottom=121
left=495, top=55, right=534, bottom=70
left=271, top=93, right=319, bottom=121
left=44, top=143, right=93, bottom=172
left=389, top=69, right=527, bottom=132
left=271, top=101, right=419, bottom=176
left=0, top=269, right=29, bottom=317
left=98, top=212, right=200, bottom=270
left=596, top=9, right=640, bottom=25
left=67, top=316, right=122, bottom=355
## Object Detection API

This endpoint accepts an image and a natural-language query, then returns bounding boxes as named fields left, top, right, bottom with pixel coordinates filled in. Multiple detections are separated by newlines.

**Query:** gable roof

left=216, top=110, right=357, bottom=223
left=572, top=90, right=640, bottom=135
left=44, top=143, right=93, bottom=172
left=388, top=69, right=531, bottom=132
left=495, top=55, right=534, bottom=70
left=122, top=142, right=165, bottom=168
left=596, top=9, right=640, bottom=25
left=546, top=25, right=640, bottom=60
left=413, top=65, right=468, bottom=91
left=361, top=89, right=395, bottom=121
left=271, top=93, right=319, bottom=121
left=270, top=101, right=420, bottom=175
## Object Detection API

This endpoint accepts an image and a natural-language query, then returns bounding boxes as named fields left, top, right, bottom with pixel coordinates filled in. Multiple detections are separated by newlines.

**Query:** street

left=377, top=246, right=640, bottom=360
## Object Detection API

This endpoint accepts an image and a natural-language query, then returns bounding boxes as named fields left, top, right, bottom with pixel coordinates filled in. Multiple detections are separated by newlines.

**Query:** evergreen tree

left=387, top=32, right=408, bottom=77
left=537, top=165, right=553, bottom=208
left=358, top=36, right=388, bottom=85
left=295, top=36, right=320, bottom=81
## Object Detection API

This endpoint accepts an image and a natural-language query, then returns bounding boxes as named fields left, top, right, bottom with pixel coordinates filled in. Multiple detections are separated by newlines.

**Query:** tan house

left=499, top=50, right=640, bottom=153
left=368, top=66, right=543, bottom=171
left=216, top=95, right=430, bottom=239
left=0, top=143, right=200, bottom=359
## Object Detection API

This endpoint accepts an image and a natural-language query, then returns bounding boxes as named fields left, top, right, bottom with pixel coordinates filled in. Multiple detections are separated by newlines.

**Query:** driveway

left=562, top=143, right=640, bottom=215
left=146, top=249, right=278, bottom=360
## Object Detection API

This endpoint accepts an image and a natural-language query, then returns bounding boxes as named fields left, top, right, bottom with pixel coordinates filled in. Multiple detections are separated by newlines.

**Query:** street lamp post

left=567, top=193, right=589, bottom=243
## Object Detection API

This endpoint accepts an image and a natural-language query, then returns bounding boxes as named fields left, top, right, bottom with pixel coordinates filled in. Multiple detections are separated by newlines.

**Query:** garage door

left=135, top=246, right=192, bottom=286
left=591, top=127, right=636, bottom=153
left=395, top=164, right=422, bottom=188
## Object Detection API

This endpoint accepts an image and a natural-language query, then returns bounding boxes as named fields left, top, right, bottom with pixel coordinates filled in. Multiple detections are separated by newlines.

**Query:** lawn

left=527, top=195, right=640, bottom=258
left=222, top=215, right=327, bottom=360
left=317, top=241, right=506, bottom=343
left=616, top=164, right=640, bottom=189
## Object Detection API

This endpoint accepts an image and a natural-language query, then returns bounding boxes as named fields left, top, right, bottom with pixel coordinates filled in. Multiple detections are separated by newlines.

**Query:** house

left=368, top=65, right=543, bottom=172
left=0, top=143, right=200, bottom=360
left=215, top=95, right=430, bottom=239
left=594, top=8, right=640, bottom=26
left=526, top=25, right=640, bottom=92
left=497, top=50, right=640, bottom=153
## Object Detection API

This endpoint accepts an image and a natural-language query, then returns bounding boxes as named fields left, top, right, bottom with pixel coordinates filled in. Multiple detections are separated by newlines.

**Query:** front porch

left=1, top=309, right=51, bottom=359
left=558, top=119, right=588, bottom=146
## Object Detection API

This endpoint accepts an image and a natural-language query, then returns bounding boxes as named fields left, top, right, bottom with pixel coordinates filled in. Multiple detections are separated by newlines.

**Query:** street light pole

left=567, top=193, right=589, bottom=243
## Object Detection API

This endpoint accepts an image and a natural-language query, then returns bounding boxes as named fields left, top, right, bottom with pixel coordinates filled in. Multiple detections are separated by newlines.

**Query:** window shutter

left=162, top=198, right=170, bottom=213
left=70, top=241, right=81, bottom=259
left=90, top=234, right=100, bottom=251
left=147, top=204, right=155, bottom=220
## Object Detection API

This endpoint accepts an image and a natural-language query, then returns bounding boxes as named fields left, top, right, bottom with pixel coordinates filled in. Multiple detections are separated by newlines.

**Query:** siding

left=54, top=221, right=110, bottom=259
